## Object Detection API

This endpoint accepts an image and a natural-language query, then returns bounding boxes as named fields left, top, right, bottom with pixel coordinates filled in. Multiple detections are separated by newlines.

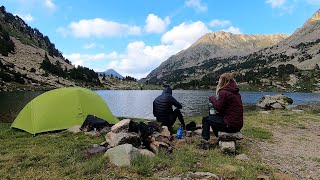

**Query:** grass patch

left=242, top=127, right=272, bottom=140
left=1, top=110, right=319, bottom=179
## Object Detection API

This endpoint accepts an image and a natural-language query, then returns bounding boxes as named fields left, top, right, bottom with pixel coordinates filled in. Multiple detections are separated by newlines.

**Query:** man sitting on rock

left=153, top=86, right=185, bottom=131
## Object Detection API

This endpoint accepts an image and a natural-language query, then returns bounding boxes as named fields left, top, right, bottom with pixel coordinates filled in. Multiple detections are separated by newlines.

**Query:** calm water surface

left=1, top=90, right=320, bottom=122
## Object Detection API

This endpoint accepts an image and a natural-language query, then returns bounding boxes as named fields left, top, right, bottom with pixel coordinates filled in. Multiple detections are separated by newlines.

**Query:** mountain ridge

left=144, top=9, right=320, bottom=92
left=144, top=31, right=289, bottom=82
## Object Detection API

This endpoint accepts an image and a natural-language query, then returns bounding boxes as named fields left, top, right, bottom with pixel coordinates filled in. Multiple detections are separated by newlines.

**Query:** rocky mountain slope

left=0, top=6, right=152, bottom=91
left=144, top=9, right=320, bottom=92
left=144, top=31, right=289, bottom=83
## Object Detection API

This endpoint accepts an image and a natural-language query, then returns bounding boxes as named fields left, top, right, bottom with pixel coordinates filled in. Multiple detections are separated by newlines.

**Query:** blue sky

left=2, top=0, right=319, bottom=79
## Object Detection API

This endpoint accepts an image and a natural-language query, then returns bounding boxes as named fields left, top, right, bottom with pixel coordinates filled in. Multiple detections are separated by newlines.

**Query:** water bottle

left=176, top=126, right=183, bottom=139
left=208, top=103, right=216, bottom=115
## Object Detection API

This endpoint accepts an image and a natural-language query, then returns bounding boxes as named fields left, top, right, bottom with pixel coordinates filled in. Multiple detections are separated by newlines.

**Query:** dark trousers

left=157, top=109, right=185, bottom=129
left=202, top=115, right=240, bottom=140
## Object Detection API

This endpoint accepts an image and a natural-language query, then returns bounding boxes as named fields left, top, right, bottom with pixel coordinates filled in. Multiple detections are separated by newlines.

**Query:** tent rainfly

left=11, top=87, right=118, bottom=134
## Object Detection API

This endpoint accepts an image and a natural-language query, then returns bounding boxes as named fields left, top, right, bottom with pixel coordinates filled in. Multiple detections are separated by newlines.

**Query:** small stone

left=185, top=172, right=220, bottom=180
left=257, top=175, right=270, bottom=180
left=85, top=146, right=106, bottom=156
left=218, top=132, right=243, bottom=141
left=219, top=141, right=236, bottom=153
left=84, top=131, right=100, bottom=137
left=160, top=126, right=171, bottom=138
left=235, top=153, right=250, bottom=161
left=105, top=131, right=141, bottom=147
left=67, top=125, right=82, bottom=133
left=111, top=119, right=131, bottom=133
left=258, top=110, right=271, bottom=114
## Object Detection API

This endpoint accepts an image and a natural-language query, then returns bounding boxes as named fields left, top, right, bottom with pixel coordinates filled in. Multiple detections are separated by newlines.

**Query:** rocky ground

left=257, top=119, right=320, bottom=179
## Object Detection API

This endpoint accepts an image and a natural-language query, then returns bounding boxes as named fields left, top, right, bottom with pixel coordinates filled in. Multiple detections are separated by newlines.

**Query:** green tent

left=11, top=87, right=118, bottom=134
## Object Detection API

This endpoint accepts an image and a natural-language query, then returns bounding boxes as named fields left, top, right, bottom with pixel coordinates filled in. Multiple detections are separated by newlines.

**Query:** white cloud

left=222, top=26, right=242, bottom=34
left=83, top=43, right=104, bottom=49
left=107, top=21, right=211, bottom=79
left=185, top=0, right=208, bottom=12
left=144, top=14, right=170, bottom=34
left=44, top=0, right=56, bottom=10
left=62, top=18, right=141, bottom=38
left=14, top=13, right=33, bottom=22
left=266, top=0, right=286, bottom=8
left=64, top=52, right=118, bottom=68
left=107, top=41, right=185, bottom=79
left=161, top=21, right=210, bottom=45
left=209, top=19, right=231, bottom=27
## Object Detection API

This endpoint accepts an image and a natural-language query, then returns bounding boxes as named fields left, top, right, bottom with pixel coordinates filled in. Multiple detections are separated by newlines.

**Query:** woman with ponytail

left=201, top=73, right=243, bottom=145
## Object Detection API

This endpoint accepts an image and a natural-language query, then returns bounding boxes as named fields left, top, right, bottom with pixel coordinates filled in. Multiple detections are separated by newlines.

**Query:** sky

left=1, top=0, right=319, bottom=79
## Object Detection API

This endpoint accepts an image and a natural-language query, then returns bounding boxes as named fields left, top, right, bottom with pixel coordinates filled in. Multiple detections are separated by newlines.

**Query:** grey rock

left=84, top=131, right=100, bottom=137
left=105, top=131, right=141, bottom=147
left=194, top=129, right=202, bottom=136
left=219, top=141, right=236, bottom=153
left=111, top=119, right=131, bottom=133
left=138, top=149, right=155, bottom=157
left=85, top=146, right=106, bottom=156
left=104, top=144, right=140, bottom=167
left=67, top=125, right=82, bottom=134
left=270, top=102, right=284, bottom=109
left=256, top=94, right=293, bottom=110
left=218, top=131, right=243, bottom=141
left=235, top=153, right=250, bottom=161
left=160, top=126, right=171, bottom=138
left=185, top=172, right=220, bottom=180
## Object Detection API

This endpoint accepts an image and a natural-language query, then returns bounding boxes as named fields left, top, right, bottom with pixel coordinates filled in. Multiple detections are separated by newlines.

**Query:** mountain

left=144, top=31, right=289, bottom=84
left=97, top=69, right=124, bottom=79
left=144, top=9, right=320, bottom=92
left=0, top=6, right=152, bottom=91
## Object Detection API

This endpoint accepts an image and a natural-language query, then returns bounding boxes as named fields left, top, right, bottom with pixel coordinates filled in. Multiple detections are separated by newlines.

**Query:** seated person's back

left=153, top=87, right=185, bottom=129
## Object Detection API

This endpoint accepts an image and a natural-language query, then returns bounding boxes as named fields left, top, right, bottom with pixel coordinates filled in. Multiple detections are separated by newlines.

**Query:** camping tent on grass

left=11, top=87, right=118, bottom=134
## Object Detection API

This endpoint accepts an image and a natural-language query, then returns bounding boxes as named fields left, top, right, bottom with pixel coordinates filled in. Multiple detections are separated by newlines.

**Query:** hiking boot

left=198, top=139, right=210, bottom=150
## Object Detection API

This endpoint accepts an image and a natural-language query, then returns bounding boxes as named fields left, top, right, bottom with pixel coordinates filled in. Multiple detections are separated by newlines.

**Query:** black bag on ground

left=81, top=115, right=112, bottom=131
left=186, top=121, right=198, bottom=131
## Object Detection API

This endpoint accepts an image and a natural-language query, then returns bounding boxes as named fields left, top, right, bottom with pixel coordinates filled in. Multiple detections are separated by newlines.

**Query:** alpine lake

left=1, top=90, right=320, bottom=123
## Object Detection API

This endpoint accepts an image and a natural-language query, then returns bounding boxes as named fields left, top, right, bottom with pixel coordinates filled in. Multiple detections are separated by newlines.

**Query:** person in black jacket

left=153, top=86, right=185, bottom=130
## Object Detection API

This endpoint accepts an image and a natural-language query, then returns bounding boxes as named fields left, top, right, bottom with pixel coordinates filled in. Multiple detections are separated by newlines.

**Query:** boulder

left=111, top=119, right=131, bottom=133
left=104, top=144, right=139, bottom=167
left=105, top=131, right=141, bottom=147
left=256, top=94, right=293, bottom=110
